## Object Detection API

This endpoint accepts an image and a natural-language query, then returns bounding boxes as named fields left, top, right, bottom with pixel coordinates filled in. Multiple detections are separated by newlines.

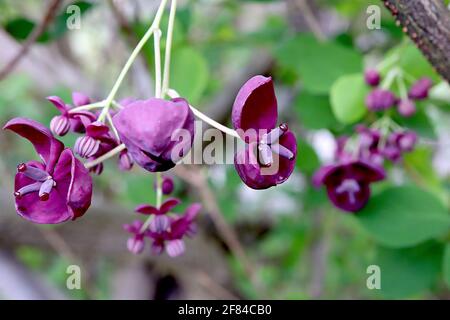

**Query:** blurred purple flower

left=365, top=89, right=397, bottom=111
left=364, top=69, right=381, bottom=87
left=313, top=160, right=385, bottom=212
left=409, top=77, right=433, bottom=100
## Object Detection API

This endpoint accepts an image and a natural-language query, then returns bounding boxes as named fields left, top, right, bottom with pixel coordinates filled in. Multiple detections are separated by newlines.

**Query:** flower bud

left=74, top=136, right=100, bottom=158
left=364, top=69, right=381, bottom=87
left=397, top=99, right=416, bottom=117
left=409, top=78, right=432, bottom=100
left=50, top=115, right=70, bottom=136
left=365, top=89, right=397, bottom=111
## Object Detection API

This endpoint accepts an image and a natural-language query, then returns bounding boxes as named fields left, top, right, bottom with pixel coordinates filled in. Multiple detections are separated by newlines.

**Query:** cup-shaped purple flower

left=113, top=98, right=195, bottom=172
left=409, top=77, right=433, bottom=100
left=313, top=160, right=385, bottom=213
left=123, top=220, right=147, bottom=254
left=232, top=76, right=297, bottom=189
left=3, top=118, right=92, bottom=224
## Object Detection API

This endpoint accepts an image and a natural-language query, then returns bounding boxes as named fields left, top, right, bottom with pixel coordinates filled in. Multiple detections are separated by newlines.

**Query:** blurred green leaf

left=358, top=186, right=450, bottom=248
left=330, top=73, right=368, bottom=124
left=294, top=91, right=338, bottom=130
left=394, top=105, right=436, bottom=139
left=170, top=47, right=209, bottom=105
left=444, top=244, right=450, bottom=289
left=296, top=139, right=320, bottom=176
left=276, top=34, right=362, bottom=94
left=376, top=242, right=443, bottom=298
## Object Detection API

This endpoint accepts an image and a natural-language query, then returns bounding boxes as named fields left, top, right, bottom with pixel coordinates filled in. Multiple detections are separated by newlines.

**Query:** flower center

left=336, top=179, right=360, bottom=204
left=14, top=163, right=56, bottom=201
left=257, top=123, right=294, bottom=167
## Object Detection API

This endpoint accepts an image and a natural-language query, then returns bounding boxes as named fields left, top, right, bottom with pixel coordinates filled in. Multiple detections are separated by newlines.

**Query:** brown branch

left=0, top=0, right=62, bottom=81
left=383, top=0, right=450, bottom=82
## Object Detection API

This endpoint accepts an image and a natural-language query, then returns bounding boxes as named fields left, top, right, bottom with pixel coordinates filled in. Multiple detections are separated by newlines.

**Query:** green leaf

left=376, top=242, right=443, bottom=298
left=394, top=105, right=436, bottom=140
left=276, top=34, right=362, bottom=94
left=170, top=47, right=209, bottom=105
left=443, top=244, right=450, bottom=289
left=294, top=91, right=338, bottom=129
left=4, top=17, right=49, bottom=42
left=330, top=73, right=368, bottom=124
left=296, top=139, right=320, bottom=176
left=386, top=44, right=439, bottom=82
left=358, top=186, right=450, bottom=248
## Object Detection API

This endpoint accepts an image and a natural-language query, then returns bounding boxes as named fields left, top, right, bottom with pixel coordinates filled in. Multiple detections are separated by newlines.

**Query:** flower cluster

left=313, top=68, right=424, bottom=213
left=364, top=69, right=433, bottom=117
left=124, top=177, right=200, bottom=257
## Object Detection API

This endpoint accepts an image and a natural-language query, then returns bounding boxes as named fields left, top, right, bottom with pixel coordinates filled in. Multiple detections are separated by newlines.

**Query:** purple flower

left=123, top=220, right=147, bottom=254
left=135, top=198, right=181, bottom=233
left=161, top=176, right=174, bottom=195
left=75, top=121, right=118, bottom=160
left=232, top=76, right=297, bottom=189
left=313, top=160, right=385, bottom=212
left=397, top=99, right=416, bottom=117
left=149, top=203, right=201, bottom=257
left=409, top=77, right=432, bottom=100
left=118, top=150, right=134, bottom=171
left=389, top=130, right=417, bottom=153
left=113, top=98, right=195, bottom=172
left=3, top=118, right=92, bottom=224
left=365, top=89, right=397, bottom=111
left=364, top=69, right=381, bottom=87
left=47, top=93, right=96, bottom=136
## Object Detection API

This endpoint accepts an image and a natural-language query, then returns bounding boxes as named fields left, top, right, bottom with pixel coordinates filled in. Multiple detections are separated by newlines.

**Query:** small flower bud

left=364, top=69, right=381, bottom=87
left=50, top=115, right=70, bottom=136
left=161, top=176, right=174, bottom=195
left=409, top=78, right=432, bottom=100
left=397, top=99, right=416, bottom=117
left=366, top=89, right=397, bottom=111
left=74, top=136, right=100, bottom=158
left=118, top=150, right=133, bottom=171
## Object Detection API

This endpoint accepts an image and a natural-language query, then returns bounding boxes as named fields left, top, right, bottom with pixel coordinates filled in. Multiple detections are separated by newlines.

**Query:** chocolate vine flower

left=135, top=198, right=181, bottom=233
left=123, top=220, right=147, bottom=254
left=148, top=203, right=201, bottom=257
left=409, top=77, right=432, bottom=100
left=232, top=76, right=297, bottom=189
left=397, top=99, right=416, bottom=117
left=365, top=89, right=397, bottom=111
left=74, top=121, right=118, bottom=159
left=113, top=98, right=195, bottom=172
left=47, top=93, right=96, bottom=136
left=364, top=69, right=381, bottom=87
left=3, top=118, right=92, bottom=224
left=313, top=160, right=385, bottom=212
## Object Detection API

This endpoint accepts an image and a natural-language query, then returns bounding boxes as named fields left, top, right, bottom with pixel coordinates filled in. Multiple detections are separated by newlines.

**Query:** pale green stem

left=84, top=144, right=126, bottom=169
left=98, top=0, right=168, bottom=122
left=162, top=0, right=177, bottom=97
left=167, top=88, right=241, bottom=139
left=106, top=112, right=120, bottom=142
left=381, top=68, right=399, bottom=90
left=154, top=29, right=163, bottom=98
left=69, top=101, right=105, bottom=113
left=397, top=75, right=408, bottom=100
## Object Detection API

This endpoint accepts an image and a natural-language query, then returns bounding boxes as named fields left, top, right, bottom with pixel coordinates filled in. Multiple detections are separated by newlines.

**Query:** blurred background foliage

left=0, top=0, right=449, bottom=300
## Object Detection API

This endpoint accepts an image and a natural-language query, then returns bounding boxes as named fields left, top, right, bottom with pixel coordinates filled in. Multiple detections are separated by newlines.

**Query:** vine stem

left=166, top=88, right=241, bottom=139
left=162, top=0, right=178, bottom=96
left=98, top=0, right=168, bottom=122
left=69, top=101, right=106, bottom=113
left=84, top=144, right=126, bottom=169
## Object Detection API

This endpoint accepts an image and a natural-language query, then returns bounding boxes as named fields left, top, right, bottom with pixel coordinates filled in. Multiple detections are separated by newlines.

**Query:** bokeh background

left=0, top=0, right=449, bottom=299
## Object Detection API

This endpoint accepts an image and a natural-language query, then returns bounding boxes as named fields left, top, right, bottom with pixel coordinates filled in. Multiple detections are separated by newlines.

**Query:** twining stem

left=166, top=88, right=241, bottom=139
left=69, top=101, right=106, bottom=113
left=162, top=0, right=177, bottom=96
left=84, top=144, right=126, bottom=169
left=98, top=0, right=168, bottom=122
